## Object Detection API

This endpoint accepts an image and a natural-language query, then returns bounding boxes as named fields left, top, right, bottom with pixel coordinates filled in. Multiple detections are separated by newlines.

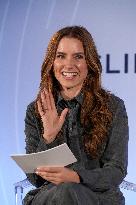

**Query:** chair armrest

left=14, top=178, right=136, bottom=192
left=120, top=180, right=136, bottom=192
left=14, top=178, right=33, bottom=191
left=14, top=178, right=35, bottom=205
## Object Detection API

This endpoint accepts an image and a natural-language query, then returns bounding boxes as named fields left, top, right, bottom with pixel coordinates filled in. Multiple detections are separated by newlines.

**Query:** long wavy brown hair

left=35, top=26, right=112, bottom=158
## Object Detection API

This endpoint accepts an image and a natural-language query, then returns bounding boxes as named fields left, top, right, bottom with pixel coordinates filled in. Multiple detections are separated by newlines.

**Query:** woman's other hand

left=36, top=167, right=80, bottom=185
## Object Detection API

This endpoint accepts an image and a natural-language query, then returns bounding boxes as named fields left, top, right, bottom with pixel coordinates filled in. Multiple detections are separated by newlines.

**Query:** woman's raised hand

left=37, top=89, right=68, bottom=143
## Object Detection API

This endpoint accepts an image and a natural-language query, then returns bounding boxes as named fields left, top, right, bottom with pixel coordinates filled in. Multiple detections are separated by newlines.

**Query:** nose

left=64, top=56, right=75, bottom=68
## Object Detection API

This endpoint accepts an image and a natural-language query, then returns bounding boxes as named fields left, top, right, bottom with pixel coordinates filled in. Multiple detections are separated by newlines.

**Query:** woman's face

left=53, top=37, right=88, bottom=92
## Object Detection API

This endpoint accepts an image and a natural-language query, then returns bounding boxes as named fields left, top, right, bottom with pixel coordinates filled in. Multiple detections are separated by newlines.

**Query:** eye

left=74, top=54, right=84, bottom=59
left=56, top=54, right=65, bottom=59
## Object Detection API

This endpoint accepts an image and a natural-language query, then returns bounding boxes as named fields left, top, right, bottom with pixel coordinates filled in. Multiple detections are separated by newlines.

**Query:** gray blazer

left=24, top=94, right=129, bottom=204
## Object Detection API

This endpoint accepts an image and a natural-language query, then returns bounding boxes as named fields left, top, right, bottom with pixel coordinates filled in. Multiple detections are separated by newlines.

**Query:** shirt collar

left=57, top=91, right=84, bottom=108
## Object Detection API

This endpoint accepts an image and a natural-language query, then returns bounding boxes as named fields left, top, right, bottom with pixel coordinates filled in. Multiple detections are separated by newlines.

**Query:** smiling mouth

left=62, top=72, right=78, bottom=77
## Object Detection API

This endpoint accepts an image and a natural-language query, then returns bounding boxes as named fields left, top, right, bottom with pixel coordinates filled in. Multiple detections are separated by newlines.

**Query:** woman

left=23, top=26, right=129, bottom=205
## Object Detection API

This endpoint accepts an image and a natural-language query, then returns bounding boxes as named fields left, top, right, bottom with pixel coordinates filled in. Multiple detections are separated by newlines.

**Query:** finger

left=44, top=177, right=61, bottom=185
left=37, top=166, right=62, bottom=173
left=36, top=172, right=59, bottom=182
left=44, top=176, right=62, bottom=184
left=44, top=89, right=52, bottom=111
left=38, top=174, right=56, bottom=181
left=46, top=177, right=60, bottom=184
left=37, top=100, right=44, bottom=116
left=59, top=108, right=69, bottom=127
left=50, top=180, right=61, bottom=185
left=41, top=91, right=48, bottom=111
left=37, top=171, right=57, bottom=178
left=49, top=90, right=57, bottom=111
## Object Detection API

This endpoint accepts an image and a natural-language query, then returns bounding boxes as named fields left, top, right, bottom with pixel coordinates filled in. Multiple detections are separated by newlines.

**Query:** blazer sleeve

left=73, top=98, right=129, bottom=192
left=24, top=102, right=61, bottom=188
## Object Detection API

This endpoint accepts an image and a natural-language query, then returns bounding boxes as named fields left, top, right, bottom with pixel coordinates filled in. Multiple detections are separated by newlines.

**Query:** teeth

left=62, top=72, right=78, bottom=77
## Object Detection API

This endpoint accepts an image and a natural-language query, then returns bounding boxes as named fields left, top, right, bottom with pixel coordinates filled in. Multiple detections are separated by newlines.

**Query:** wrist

left=42, top=133, right=56, bottom=144
left=72, top=171, right=80, bottom=183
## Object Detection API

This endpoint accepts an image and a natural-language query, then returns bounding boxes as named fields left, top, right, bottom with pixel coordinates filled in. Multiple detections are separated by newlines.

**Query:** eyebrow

left=56, top=51, right=85, bottom=55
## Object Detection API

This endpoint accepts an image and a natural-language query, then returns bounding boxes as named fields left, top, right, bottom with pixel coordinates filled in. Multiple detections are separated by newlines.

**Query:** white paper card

left=11, top=143, right=77, bottom=173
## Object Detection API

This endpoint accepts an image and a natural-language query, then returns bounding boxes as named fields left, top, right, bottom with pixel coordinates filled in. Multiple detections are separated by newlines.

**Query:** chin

left=62, top=83, right=82, bottom=91
left=63, top=86, right=74, bottom=90
left=59, top=79, right=83, bottom=90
